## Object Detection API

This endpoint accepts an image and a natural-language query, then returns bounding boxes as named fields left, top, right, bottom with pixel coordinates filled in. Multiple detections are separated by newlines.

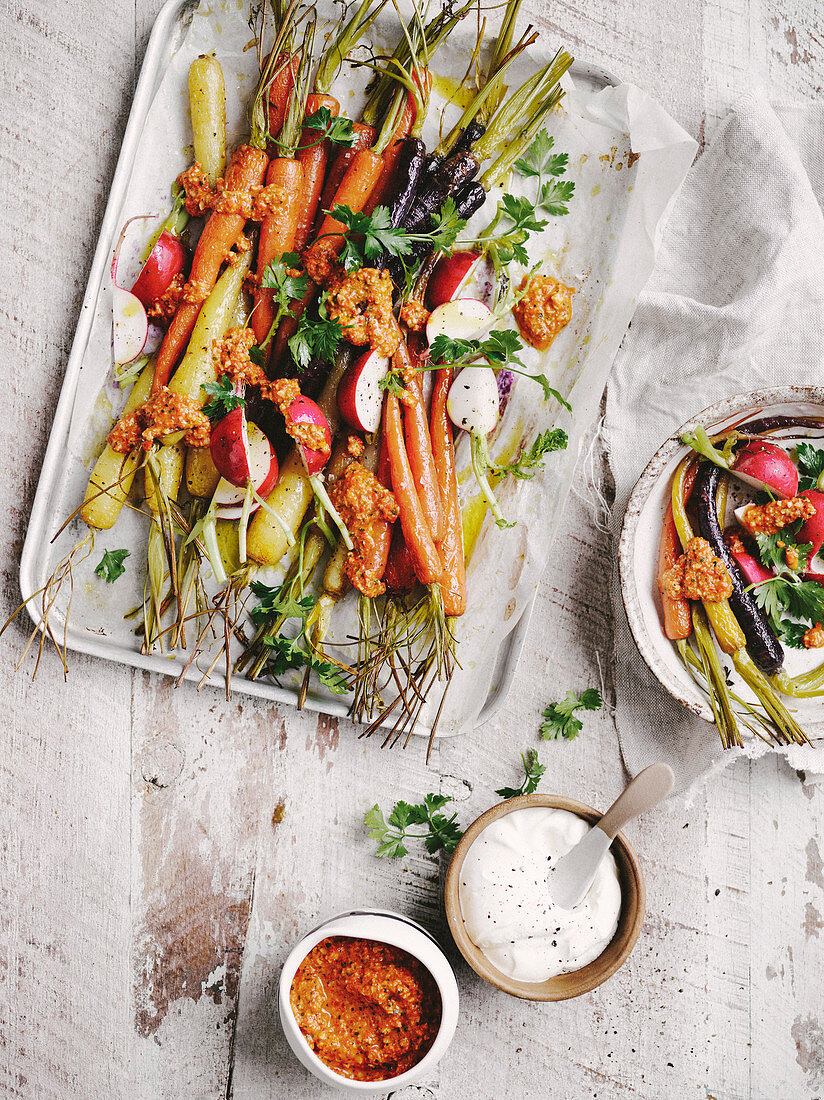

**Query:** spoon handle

left=597, top=763, right=675, bottom=840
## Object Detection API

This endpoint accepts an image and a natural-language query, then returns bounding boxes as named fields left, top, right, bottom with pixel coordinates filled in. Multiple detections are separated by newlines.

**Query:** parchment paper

left=45, top=0, right=697, bottom=733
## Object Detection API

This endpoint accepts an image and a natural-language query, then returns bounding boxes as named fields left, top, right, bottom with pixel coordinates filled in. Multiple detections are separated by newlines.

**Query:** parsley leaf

left=378, top=370, right=407, bottom=398
left=753, top=576, right=824, bottom=631
left=288, top=294, right=343, bottom=370
left=427, top=196, right=465, bottom=253
left=428, top=329, right=569, bottom=407
left=540, top=688, right=603, bottom=741
left=94, top=548, right=130, bottom=584
left=302, top=107, right=356, bottom=147
left=496, top=428, right=568, bottom=479
left=264, top=634, right=350, bottom=694
left=796, top=442, right=824, bottom=492
left=249, top=580, right=315, bottom=626
left=514, top=128, right=575, bottom=215
left=365, top=793, right=463, bottom=858
left=259, top=253, right=310, bottom=347
left=331, top=204, right=413, bottom=271
left=495, top=748, right=546, bottom=799
left=539, top=179, right=576, bottom=217
left=202, top=376, right=245, bottom=421
left=778, top=619, right=809, bottom=649
left=330, top=200, right=467, bottom=272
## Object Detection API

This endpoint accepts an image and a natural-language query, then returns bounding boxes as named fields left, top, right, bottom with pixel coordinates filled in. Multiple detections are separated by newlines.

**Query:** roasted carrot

left=431, top=366, right=466, bottom=616
left=363, top=89, right=418, bottom=215
left=266, top=53, right=298, bottom=148
left=270, top=145, right=384, bottom=369
left=310, top=147, right=385, bottom=261
left=384, top=524, right=418, bottom=593
left=399, top=335, right=444, bottom=542
left=251, top=157, right=303, bottom=346
left=293, top=93, right=340, bottom=253
left=657, top=502, right=691, bottom=641
left=152, top=144, right=268, bottom=393
left=384, top=393, right=443, bottom=585
left=318, top=122, right=377, bottom=216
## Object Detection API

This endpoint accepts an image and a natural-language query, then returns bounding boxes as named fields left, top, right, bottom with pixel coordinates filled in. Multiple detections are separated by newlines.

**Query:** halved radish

left=732, top=440, right=798, bottom=499
left=447, top=366, right=500, bottom=435
left=426, top=297, right=493, bottom=346
left=289, top=396, right=332, bottom=475
left=426, top=251, right=481, bottom=309
left=112, top=285, right=149, bottom=364
left=131, top=229, right=186, bottom=306
left=213, top=423, right=278, bottom=519
left=799, top=489, right=824, bottom=559
left=337, top=350, right=390, bottom=433
left=211, top=406, right=251, bottom=487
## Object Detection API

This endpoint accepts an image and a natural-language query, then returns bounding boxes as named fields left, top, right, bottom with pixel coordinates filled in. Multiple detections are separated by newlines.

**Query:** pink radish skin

left=337, top=350, right=390, bottom=433
left=131, top=230, right=186, bottom=306
left=728, top=539, right=775, bottom=586
left=213, top=422, right=278, bottom=517
left=288, top=396, right=332, bottom=476
left=210, top=407, right=252, bottom=487
left=732, top=440, right=799, bottom=498
left=798, top=489, right=824, bottom=559
left=426, top=250, right=480, bottom=309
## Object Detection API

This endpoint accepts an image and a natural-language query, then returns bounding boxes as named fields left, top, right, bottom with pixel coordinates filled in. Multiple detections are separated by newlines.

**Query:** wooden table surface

left=2, top=2, right=824, bottom=1097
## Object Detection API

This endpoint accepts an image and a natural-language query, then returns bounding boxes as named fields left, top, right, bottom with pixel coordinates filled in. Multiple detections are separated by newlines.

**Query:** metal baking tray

left=19, top=0, right=617, bottom=732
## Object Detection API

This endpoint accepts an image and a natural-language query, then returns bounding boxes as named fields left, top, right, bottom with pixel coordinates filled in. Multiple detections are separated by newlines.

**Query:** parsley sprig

left=796, top=442, right=824, bottom=492
left=540, top=688, right=603, bottom=740
left=495, top=748, right=546, bottom=799
left=259, top=252, right=310, bottom=350
left=429, top=329, right=570, bottom=409
left=330, top=199, right=465, bottom=272
left=250, top=580, right=350, bottom=695
left=365, top=795, right=463, bottom=858
left=288, top=292, right=343, bottom=371
left=514, top=129, right=576, bottom=216
left=202, top=376, right=246, bottom=421
left=301, top=107, right=356, bottom=149
left=749, top=521, right=824, bottom=634
left=472, top=193, right=548, bottom=267
left=94, top=548, right=130, bottom=583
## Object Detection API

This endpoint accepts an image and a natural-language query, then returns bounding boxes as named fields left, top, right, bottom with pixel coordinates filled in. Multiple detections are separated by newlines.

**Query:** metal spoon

left=549, top=763, right=675, bottom=909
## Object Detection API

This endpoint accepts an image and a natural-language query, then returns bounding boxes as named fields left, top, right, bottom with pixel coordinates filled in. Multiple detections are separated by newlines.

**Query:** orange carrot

left=398, top=337, right=444, bottom=543
left=269, top=147, right=384, bottom=370
left=309, top=147, right=384, bottom=262
left=318, top=122, right=377, bottom=216
left=384, top=393, right=443, bottom=585
left=384, top=524, right=418, bottom=593
left=294, top=93, right=340, bottom=253
left=266, top=53, right=298, bottom=150
left=363, top=91, right=417, bottom=215
left=251, top=156, right=304, bottom=346
left=657, top=502, right=692, bottom=640
left=153, top=144, right=269, bottom=393
left=431, top=366, right=466, bottom=616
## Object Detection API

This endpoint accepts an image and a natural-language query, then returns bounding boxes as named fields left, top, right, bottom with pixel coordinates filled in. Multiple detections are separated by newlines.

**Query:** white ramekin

left=278, top=909, right=460, bottom=1094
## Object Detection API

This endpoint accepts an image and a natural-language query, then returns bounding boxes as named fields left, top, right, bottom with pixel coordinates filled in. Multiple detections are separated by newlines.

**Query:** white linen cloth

left=606, top=93, right=824, bottom=796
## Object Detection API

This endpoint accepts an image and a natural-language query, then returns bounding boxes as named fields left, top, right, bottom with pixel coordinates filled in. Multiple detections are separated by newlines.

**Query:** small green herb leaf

left=302, top=107, right=356, bottom=147
left=288, top=295, right=343, bottom=370
left=94, top=548, right=130, bottom=584
left=202, top=375, right=245, bottom=421
left=264, top=634, right=350, bottom=694
left=797, top=442, right=824, bottom=491
left=495, top=748, right=546, bottom=799
left=364, top=793, right=463, bottom=858
left=540, top=688, right=603, bottom=741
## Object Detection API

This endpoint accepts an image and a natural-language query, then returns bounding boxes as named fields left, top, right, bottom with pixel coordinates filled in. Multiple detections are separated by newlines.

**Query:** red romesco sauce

left=289, top=935, right=441, bottom=1081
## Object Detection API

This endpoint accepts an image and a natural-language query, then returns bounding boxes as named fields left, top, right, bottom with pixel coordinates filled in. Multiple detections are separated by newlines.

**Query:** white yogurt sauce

left=458, top=807, right=622, bottom=982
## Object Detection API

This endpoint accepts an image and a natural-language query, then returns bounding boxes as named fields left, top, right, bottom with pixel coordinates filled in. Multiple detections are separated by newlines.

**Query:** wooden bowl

left=443, top=794, right=645, bottom=1001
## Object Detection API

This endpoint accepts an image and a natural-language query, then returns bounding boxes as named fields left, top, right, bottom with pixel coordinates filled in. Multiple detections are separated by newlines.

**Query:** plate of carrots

left=13, top=0, right=677, bottom=741
left=620, top=387, right=824, bottom=750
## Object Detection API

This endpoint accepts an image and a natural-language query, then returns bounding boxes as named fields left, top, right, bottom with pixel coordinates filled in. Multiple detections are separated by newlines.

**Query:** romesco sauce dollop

left=289, top=935, right=441, bottom=1081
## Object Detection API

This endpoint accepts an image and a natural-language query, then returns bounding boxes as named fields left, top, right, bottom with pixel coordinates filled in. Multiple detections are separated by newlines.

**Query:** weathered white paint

left=1, top=2, right=823, bottom=1098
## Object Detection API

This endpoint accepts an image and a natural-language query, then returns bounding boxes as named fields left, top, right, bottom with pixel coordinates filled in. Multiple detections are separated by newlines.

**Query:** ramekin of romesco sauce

left=289, top=935, right=442, bottom=1082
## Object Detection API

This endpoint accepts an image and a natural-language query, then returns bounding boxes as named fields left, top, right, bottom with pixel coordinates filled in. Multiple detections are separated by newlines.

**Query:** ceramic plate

left=618, top=387, right=824, bottom=723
